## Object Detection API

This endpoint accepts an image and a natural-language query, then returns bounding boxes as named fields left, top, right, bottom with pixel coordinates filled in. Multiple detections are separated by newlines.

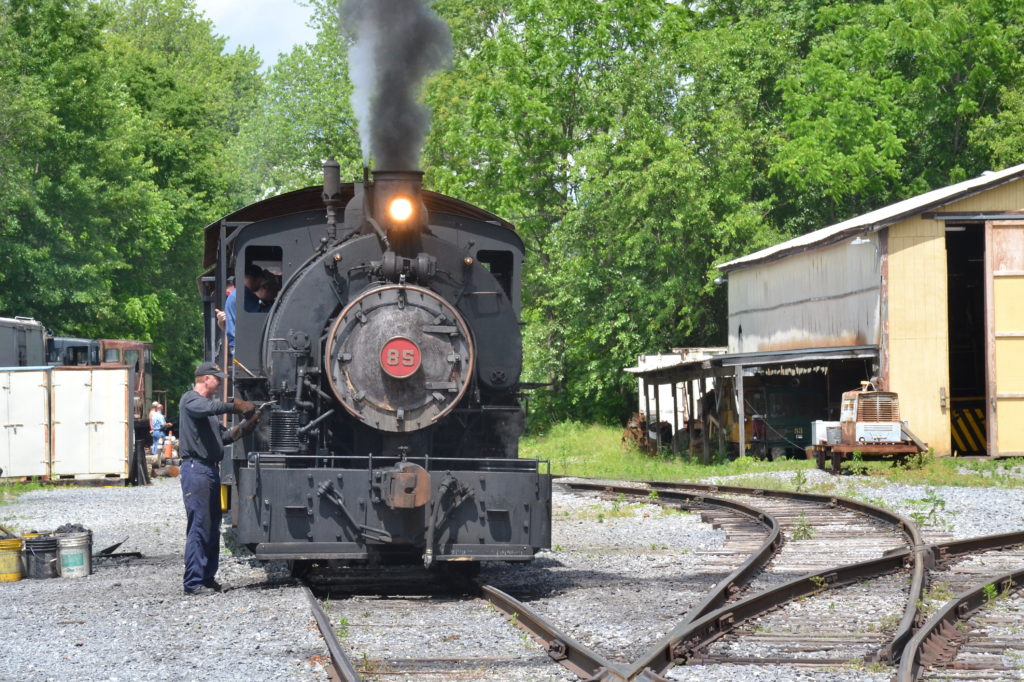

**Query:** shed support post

left=643, top=378, right=651, bottom=424
left=672, top=383, right=680, bottom=454
left=735, top=366, right=746, bottom=458
left=700, top=376, right=710, bottom=464
left=687, top=381, right=696, bottom=459
left=715, top=377, right=725, bottom=456
left=654, top=382, right=662, bottom=452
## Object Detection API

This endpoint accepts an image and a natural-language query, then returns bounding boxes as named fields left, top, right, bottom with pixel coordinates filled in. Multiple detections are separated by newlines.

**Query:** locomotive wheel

left=288, top=560, right=314, bottom=579
left=437, top=561, right=480, bottom=592
left=325, top=284, right=474, bottom=432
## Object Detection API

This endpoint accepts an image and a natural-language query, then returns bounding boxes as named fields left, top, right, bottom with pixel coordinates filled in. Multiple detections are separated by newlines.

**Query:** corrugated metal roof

left=719, top=163, right=1024, bottom=272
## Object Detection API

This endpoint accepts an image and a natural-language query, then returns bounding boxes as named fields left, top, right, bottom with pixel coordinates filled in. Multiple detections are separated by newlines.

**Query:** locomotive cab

left=199, top=163, right=551, bottom=569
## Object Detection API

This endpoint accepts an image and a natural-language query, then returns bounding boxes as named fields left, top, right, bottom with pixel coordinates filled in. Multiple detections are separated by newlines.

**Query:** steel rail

left=565, top=478, right=927, bottom=677
left=927, top=528, right=1024, bottom=564
left=302, top=583, right=361, bottom=682
left=561, top=481, right=783, bottom=627
left=897, top=566, right=1024, bottom=681
left=897, top=529, right=1024, bottom=681
left=642, top=479, right=928, bottom=662
left=478, top=582, right=630, bottom=681
left=628, top=548, right=914, bottom=680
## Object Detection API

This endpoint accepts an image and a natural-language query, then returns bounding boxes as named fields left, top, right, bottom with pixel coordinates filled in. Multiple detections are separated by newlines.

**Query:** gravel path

left=324, top=593, right=574, bottom=681
left=0, top=479, right=330, bottom=681
left=4, top=469, right=1024, bottom=681
left=483, top=489, right=732, bottom=665
left=702, top=469, right=1024, bottom=541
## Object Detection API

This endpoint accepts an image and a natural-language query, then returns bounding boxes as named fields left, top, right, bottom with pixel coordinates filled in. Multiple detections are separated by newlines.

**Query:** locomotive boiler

left=199, top=162, right=551, bottom=571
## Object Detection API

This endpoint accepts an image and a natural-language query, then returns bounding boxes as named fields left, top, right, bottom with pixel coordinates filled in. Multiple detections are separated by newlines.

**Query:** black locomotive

left=199, top=163, right=552, bottom=569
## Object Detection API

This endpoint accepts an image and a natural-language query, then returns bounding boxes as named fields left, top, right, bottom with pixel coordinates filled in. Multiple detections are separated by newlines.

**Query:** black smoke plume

left=340, top=0, right=452, bottom=170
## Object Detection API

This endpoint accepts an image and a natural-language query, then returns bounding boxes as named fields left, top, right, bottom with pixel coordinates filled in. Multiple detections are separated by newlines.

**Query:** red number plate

left=379, top=337, right=421, bottom=378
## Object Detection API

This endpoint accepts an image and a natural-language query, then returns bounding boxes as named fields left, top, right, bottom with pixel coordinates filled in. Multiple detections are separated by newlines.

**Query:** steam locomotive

left=200, top=163, right=551, bottom=570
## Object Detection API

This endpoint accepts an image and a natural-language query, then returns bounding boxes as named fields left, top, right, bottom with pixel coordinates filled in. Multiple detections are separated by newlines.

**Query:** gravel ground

left=0, top=478, right=329, bottom=681
left=325, top=593, right=575, bottom=681
left=4, top=469, right=1024, bottom=681
left=702, top=468, right=1024, bottom=541
left=484, top=488, right=731, bottom=664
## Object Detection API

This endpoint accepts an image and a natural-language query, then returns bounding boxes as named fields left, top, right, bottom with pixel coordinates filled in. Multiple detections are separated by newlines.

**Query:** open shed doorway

left=946, top=223, right=987, bottom=455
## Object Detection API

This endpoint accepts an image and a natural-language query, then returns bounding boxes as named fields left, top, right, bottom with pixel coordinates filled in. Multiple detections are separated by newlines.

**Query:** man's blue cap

left=194, top=361, right=226, bottom=379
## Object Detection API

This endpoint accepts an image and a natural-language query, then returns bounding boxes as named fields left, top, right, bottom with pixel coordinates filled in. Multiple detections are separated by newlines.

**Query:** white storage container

left=811, top=420, right=841, bottom=445
left=50, top=367, right=130, bottom=480
left=0, top=367, right=51, bottom=478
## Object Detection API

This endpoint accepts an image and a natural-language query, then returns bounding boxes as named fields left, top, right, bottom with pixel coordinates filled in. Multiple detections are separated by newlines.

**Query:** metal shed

left=715, top=163, right=1024, bottom=457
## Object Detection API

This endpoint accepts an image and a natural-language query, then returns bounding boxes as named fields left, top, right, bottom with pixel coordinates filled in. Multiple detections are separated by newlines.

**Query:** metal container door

left=3, top=369, right=50, bottom=478
left=87, top=368, right=130, bottom=477
left=50, top=368, right=92, bottom=476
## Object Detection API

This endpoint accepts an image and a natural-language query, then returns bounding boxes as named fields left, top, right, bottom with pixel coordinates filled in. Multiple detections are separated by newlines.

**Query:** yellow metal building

left=718, top=163, right=1024, bottom=456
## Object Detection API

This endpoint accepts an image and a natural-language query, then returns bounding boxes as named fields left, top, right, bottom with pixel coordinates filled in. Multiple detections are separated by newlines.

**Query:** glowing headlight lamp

left=388, top=197, right=414, bottom=223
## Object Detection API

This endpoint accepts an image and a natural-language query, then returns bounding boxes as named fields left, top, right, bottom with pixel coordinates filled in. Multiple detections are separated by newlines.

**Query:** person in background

left=149, top=402, right=170, bottom=459
left=247, top=272, right=281, bottom=312
left=177, top=362, right=261, bottom=596
left=216, top=264, right=263, bottom=356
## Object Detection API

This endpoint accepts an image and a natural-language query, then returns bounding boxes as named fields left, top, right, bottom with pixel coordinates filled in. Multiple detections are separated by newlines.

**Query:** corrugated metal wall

left=727, top=236, right=881, bottom=354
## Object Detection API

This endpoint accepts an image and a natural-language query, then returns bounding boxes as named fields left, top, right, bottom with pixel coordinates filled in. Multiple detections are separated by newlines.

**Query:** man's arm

left=225, top=290, right=236, bottom=350
left=180, top=391, right=234, bottom=420
left=222, top=410, right=263, bottom=445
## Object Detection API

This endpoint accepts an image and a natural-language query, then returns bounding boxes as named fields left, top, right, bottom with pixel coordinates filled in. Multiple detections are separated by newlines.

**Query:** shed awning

left=716, top=344, right=878, bottom=367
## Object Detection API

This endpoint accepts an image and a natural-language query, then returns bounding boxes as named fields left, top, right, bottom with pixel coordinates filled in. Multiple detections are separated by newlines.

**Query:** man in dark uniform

left=178, top=362, right=259, bottom=595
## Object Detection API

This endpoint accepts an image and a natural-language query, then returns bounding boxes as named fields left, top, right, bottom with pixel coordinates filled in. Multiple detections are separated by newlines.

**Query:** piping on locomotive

left=198, top=162, right=552, bottom=568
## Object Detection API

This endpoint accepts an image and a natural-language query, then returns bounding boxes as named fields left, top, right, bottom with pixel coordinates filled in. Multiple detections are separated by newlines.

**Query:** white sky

left=194, top=0, right=319, bottom=68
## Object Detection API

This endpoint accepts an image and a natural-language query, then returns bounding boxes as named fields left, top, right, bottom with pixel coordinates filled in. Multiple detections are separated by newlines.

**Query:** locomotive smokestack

left=340, top=0, right=452, bottom=170
left=322, top=158, right=342, bottom=240
left=372, top=169, right=427, bottom=256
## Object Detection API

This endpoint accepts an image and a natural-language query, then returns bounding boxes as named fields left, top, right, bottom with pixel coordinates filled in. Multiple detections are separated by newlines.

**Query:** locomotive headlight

left=388, top=197, right=414, bottom=222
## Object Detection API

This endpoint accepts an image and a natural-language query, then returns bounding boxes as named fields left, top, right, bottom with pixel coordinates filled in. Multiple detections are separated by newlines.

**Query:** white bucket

left=56, top=532, right=92, bottom=578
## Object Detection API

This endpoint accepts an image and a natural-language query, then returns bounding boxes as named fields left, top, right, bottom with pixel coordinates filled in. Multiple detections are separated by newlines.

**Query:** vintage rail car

left=0, top=319, right=153, bottom=440
left=812, top=382, right=927, bottom=473
left=201, top=163, right=552, bottom=569
left=0, top=316, right=47, bottom=367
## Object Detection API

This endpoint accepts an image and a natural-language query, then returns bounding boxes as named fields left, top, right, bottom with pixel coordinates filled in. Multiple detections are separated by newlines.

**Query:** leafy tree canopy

left=5, top=0, right=1024, bottom=425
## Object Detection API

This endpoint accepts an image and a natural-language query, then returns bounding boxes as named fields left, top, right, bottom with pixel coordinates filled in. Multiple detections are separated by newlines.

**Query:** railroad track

left=297, top=478, right=1024, bottom=682
left=899, top=531, right=1024, bottom=681
left=563, top=480, right=923, bottom=679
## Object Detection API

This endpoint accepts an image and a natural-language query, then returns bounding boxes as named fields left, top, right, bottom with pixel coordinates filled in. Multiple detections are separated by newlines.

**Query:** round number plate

left=379, top=337, right=421, bottom=379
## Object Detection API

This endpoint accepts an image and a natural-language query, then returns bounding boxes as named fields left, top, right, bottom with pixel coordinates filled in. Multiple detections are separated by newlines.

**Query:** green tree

left=425, top=0, right=785, bottom=424
left=773, top=0, right=1024, bottom=225
left=0, top=0, right=170, bottom=337
left=0, top=0, right=262, bottom=400
left=102, top=0, right=263, bottom=394
left=230, top=0, right=362, bottom=194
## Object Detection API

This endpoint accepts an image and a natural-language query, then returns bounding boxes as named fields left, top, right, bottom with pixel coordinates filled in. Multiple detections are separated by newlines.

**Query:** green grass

left=520, top=422, right=815, bottom=482
left=0, top=479, right=52, bottom=505
left=0, top=479, right=56, bottom=535
left=520, top=421, right=1024, bottom=490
